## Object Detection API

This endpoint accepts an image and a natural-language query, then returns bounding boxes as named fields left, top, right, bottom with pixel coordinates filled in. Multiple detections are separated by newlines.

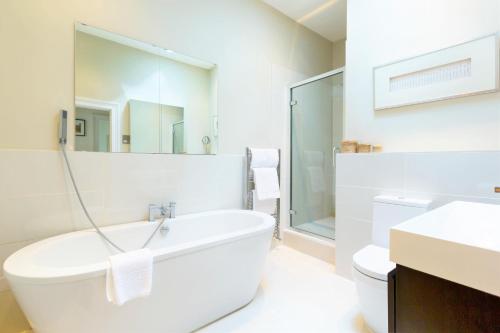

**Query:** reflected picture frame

left=75, top=119, right=86, bottom=136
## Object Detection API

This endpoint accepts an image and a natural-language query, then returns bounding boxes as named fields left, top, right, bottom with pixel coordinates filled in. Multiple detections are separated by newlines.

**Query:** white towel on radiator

left=250, top=148, right=279, bottom=168
left=106, top=248, right=153, bottom=306
left=252, top=190, right=277, bottom=214
left=253, top=167, right=280, bottom=200
left=250, top=148, right=280, bottom=200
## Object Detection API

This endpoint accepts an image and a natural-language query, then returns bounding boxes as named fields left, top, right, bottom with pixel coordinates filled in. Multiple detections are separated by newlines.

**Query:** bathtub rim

left=3, top=209, right=275, bottom=286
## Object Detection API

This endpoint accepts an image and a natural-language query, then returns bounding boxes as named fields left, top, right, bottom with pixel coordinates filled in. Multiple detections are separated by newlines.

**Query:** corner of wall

left=332, top=39, right=346, bottom=69
left=0, top=289, right=30, bottom=333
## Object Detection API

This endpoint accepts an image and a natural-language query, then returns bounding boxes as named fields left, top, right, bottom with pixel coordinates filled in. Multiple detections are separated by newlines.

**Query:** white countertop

left=390, top=201, right=500, bottom=297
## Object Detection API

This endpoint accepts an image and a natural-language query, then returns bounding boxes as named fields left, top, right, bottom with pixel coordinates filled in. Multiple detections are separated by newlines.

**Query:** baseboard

left=283, top=229, right=335, bottom=264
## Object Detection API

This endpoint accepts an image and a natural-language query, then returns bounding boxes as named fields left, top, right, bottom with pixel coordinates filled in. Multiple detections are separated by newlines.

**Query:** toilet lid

left=352, top=245, right=396, bottom=281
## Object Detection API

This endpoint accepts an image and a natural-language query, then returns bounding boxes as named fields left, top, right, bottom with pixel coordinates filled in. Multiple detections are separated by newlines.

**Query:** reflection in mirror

left=129, top=100, right=184, bottom=154
left=74, top=23, right=218, bottom=154
left=75, top=108, right=110, bottom=152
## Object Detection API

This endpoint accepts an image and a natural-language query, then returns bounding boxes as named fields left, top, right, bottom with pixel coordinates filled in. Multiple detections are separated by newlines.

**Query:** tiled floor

left=198, top=245, right=370, bottom=333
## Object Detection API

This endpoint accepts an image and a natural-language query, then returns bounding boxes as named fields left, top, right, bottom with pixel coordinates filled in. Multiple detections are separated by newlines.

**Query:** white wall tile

left=336, top=151, right=500, bottom=279
left=64, top=151, right=110, bottom=193
left=336, top=186, right=404, bottom=222
left=0, top=194, right=74, bottom=244
left=69, top=191, right=107, bottom=230
left=336, top=153, right=405, bottom=189
left=335, top=216, right=372, bottom=278
left=0, top=150, right=244, bottom=265
left=404, top=151, right=500, bottom=197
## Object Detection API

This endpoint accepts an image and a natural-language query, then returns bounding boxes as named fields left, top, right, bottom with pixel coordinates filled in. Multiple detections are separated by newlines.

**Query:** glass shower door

left=290, top=72, right=343, bottom=239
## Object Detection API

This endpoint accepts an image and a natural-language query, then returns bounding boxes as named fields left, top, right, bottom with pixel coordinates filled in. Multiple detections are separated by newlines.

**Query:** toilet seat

left=352, top=245, right=395, bottom=281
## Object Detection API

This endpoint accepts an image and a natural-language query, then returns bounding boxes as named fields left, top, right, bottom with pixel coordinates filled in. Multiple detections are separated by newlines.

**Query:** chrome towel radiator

left=246, top=147, right=281, bottom=240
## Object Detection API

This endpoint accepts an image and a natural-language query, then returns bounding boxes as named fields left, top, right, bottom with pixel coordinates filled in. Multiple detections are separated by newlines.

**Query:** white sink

left=390, top=201, right=500, bottom=297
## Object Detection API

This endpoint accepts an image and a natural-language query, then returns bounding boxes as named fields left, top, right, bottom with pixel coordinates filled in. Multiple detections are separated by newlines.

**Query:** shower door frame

left=288, top=67, right=345, bottom=240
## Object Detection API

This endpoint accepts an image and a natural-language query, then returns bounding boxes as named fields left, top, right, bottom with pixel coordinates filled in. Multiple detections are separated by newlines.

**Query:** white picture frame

left=373, top=34, right=499, bottom=110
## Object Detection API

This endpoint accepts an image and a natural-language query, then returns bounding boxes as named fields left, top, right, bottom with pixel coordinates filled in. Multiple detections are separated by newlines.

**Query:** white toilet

left=352, top=196, right=431, bottom=333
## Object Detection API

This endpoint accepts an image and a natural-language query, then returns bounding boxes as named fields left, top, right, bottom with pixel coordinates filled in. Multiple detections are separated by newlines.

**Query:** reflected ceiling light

left=297, top=0, right=338, bottom=23
left=76, top=22, right=215, bottom=69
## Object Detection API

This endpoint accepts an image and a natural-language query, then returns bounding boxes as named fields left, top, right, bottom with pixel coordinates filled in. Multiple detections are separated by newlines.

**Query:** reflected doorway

left=75, top=107, right=111, bottom=152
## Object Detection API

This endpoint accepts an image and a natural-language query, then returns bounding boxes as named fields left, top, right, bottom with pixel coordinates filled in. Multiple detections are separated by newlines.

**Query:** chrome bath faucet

left=148, top=201, right=176, bottom=222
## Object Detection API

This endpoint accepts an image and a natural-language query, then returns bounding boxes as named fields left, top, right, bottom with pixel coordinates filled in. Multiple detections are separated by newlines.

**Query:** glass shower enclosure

left=290, top=70, right=344, bottom=240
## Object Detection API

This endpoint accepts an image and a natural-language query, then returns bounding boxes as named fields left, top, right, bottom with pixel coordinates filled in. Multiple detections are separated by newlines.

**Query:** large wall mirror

left=74, top=23, right=218, bottom=154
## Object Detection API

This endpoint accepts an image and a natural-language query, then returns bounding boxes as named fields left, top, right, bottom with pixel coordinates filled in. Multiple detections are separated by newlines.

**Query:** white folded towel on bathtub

left=106, top=248, right=153, bottom=306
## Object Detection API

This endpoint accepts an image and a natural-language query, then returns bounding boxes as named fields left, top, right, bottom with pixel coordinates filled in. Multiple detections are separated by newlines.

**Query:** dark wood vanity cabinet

left=388, top=265, right=500, bottom=333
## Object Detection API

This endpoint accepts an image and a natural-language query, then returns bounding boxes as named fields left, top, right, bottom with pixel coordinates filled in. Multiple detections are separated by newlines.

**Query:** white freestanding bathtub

left=4, top=210, right=275, bottom=333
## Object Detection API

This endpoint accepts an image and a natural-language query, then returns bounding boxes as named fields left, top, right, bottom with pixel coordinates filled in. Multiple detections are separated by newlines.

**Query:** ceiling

left=262, top=0, right=346, bottom=42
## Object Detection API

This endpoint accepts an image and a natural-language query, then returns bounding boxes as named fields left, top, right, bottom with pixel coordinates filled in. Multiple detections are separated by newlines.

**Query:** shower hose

left=60, top=143, right=166, bottom=253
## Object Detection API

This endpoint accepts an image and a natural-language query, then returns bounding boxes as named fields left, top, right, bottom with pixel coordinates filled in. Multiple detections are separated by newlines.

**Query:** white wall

left=0, top=0, right=333, bottom=153
left=345, top=0, right=500, bottom=152
left=332, top=39, right=346, bottom=69
left=335, top=152, right=500, bottom=279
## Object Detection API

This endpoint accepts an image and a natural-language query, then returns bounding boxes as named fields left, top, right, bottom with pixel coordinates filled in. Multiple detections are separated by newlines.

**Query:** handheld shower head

left=59, top=110, right=68, bottom=144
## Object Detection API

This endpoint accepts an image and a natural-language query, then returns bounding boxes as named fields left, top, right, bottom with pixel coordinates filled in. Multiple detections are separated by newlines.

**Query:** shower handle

left=333, top=146, right=340, bottom=167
